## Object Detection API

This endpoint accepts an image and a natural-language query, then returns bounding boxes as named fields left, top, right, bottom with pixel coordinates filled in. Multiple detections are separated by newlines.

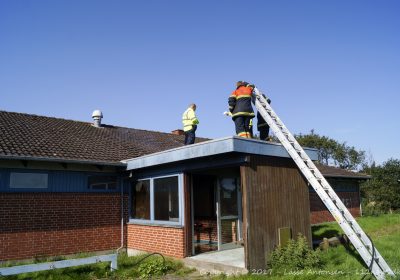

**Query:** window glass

left=88, top=175, right=117, bottom=190
left=193, top=176, right=215, bottom=218
left=10, top=173, right=48, bottom=188
left=154, top=176, right=179, bottom=222
left=132, top=180, right=151, bottom=220
left=219, top=178, right=238, bottom=217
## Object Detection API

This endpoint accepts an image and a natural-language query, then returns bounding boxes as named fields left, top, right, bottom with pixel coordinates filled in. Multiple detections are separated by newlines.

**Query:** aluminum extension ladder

left=252, top=87, right=395, bottom=280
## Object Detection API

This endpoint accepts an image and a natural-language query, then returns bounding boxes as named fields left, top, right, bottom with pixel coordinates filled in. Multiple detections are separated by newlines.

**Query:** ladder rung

left=301, top=155, right=308, bottom=161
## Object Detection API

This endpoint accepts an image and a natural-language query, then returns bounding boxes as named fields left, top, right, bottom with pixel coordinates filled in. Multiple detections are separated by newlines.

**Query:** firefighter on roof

left=228, top=81, right=255, bottom=138
left=182, top=103, right=199, bottom=145
left=257, top=94, right=271, bottom=141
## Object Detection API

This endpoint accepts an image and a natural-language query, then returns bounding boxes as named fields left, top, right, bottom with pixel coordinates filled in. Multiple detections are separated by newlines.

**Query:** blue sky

left=1, top=0, right=399, bottom=164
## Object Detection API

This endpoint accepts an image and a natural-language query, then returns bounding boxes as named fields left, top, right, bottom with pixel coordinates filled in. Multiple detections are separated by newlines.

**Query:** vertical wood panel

left=242, top=155, right=312, bottom=270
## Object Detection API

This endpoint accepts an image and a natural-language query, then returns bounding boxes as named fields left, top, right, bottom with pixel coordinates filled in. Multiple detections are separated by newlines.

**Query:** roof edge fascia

left=122, top=136, right=236, bottom=163
left=0, top=155, right=127, bottom=167
left=124, top=136, right=319, bottom=171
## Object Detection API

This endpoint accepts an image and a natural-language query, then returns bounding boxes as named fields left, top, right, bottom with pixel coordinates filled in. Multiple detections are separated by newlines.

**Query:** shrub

left=137, top=257, right=171, bottom=279
left=268, top=233, right=322, bottom=271
left=362, top=201, right=391, bottom=216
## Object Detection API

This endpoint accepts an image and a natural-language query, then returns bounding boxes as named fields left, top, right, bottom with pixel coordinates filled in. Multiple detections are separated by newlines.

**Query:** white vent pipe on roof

left=92, top=110, right=103, bottom=127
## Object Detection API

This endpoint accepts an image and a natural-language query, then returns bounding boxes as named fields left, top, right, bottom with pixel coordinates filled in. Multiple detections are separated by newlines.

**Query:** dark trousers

left=259, top=125, right=270, bottom=140
left=259, top=125, right=269, bottom=140
left=233, top=116, right=253, bottom=137
left=184, top=126, right=196, bottom=145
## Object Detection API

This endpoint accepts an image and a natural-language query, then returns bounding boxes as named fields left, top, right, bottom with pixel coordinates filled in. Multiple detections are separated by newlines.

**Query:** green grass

left=221, top=213, right=400, bottom=280
left=0, top=253, right=194, bottom=280
left=311, top=213, right=400, bottom=278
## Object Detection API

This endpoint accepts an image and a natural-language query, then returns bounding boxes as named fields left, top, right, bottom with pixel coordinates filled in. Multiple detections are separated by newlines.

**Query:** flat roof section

left=123, top=136, right=318, bottom=171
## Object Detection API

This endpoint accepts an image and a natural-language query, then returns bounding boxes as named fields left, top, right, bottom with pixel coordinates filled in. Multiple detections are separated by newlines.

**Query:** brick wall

left=310, top=192, right=360, bottom=224
left=193, top=219, right=238, bottom=243
left=0, top=193, right=128, bottom=261
left=127, top=224, right=185, bottom=258
left=194, top=219, right=217, bottom=243
left=1, top=190, right=361, bottom=261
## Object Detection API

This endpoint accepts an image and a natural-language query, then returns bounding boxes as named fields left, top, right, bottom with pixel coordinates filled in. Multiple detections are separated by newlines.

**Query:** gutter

left=0, top=155, right=127, bottom=167
left=322, top=174, right=371, bottom=180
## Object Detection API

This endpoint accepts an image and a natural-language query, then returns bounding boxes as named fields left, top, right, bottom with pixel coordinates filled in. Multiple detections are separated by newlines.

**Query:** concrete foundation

left=184, top=248, right=247, bottom=275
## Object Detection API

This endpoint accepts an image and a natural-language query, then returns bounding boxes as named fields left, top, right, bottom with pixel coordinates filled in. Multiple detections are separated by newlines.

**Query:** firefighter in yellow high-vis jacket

left=182, top=103, right=199, bottom=145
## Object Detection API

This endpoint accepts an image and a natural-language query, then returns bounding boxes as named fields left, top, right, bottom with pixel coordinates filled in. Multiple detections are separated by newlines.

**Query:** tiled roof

left=0, top=110, right=206, bottom=164
left=316, top=163, right=370, bottom=179
left=0, top=110, right=371, bottom=179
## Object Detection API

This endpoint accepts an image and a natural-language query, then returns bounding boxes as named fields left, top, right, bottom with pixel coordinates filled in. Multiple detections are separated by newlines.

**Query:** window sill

left=127, top=220, right=184, bottom=229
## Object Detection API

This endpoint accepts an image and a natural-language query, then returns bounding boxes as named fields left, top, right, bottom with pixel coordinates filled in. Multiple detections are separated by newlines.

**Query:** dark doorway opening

left=192, top=174, right=218, bottom=254
left=191, top=168, right=243, bottom=255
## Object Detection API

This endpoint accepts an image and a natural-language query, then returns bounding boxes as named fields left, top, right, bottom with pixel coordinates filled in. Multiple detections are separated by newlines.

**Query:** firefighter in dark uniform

left=228, top=81, right=255, bottom=138
left=257, top=94, right=271, bottom=141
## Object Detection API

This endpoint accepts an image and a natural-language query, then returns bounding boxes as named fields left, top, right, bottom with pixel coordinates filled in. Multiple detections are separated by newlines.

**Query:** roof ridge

left=0, top=109, right=91, bottom=125
left=0, top=109, right=191, bottom=137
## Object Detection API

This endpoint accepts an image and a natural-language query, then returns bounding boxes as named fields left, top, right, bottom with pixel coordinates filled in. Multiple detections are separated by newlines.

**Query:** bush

left=362, top=201, right=392, bottom=216
left=268, top=233, right=322, bottom=271
left=137, top=257, right=171, bottom=279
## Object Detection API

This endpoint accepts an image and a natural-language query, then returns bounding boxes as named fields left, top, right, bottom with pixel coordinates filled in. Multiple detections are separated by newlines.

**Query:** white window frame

left=87, top=175, right=118, bottom=190
left=129, top=173, right=184, bottom=226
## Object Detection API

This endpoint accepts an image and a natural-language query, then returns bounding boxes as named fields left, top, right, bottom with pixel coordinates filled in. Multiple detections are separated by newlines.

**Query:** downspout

left=116, top=177, right=124, bottom=254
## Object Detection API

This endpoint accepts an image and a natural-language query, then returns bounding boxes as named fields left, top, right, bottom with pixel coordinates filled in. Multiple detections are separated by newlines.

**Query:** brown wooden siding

left=241, top=155, right=312, bottom=270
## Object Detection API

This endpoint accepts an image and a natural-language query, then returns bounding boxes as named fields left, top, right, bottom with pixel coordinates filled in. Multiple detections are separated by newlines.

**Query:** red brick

left=310, top=192, right=360, bottom=224
left=0, top=193, right=128, bottom=261
left=127, top=224, right=185, bottom=258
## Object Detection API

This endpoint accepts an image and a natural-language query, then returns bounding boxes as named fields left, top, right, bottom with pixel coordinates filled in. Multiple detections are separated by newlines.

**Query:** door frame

left=216, top=177, right=243, bottom=251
